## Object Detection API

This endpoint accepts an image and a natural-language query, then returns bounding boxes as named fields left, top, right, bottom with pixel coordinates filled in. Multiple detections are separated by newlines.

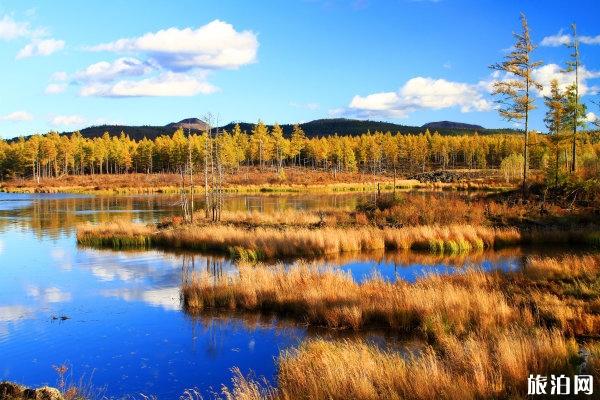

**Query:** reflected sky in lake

left=0, top=192, right=580, bottom=398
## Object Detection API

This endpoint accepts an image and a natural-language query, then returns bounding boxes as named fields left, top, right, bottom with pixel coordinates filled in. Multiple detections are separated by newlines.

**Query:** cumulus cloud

left=540, top=31, right=571, bottom=47
left=0, top=111, right=33, bottom=121
left=103, top=287, right=181, bottom=311
left=88, top=20, right=258, bottom=71
left=16, top=38, right=65, bottom=59
left=541, top=30, right=600, bottom=46
left=75, top=57, right=156, bottom=82
left=51, top=115, right=86, bottom=126
left=80, top=71, right=217, bottom=97
left=0, top=305, right=32, bottom=322
left=0, top=15, right=29, bottom=40
left=1, top=15, right=63, bottom=58
left=531, top=64, right=600, bottom=97
left=586, top=112, right=598, bottom=123
left=581, top=35, right=600, bottom=45
left=44, top=83, right=66, bottom=94
left=341, top=77, right=493, bottom=119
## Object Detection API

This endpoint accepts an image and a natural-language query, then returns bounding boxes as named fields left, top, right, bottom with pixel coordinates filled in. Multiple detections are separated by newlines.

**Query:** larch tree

left=563, top=23, right=581, bottom=173
left=490, top=13, right=542, bottom=197
left=544, top=79, right=566, bottom=186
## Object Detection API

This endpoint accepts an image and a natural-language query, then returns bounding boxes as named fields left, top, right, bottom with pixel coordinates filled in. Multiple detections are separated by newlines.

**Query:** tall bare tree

left=490, top=13, right=542, bottom=197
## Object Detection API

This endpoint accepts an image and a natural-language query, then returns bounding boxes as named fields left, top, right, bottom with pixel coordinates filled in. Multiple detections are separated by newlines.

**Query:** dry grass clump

left=76, top=220, right=153, bottom=249
left=506, top=254, right=600, bottom=337
left=361, top=193, right=489, bottom=226
left=183, top=263, right=519, bottom=337
left=524, top=254, right=600, bottom=280
left=216, top=209, right=325, bottom=227
left=78, top=221, right=521, bottom=259
left=222, top=329, right=578, bottom=400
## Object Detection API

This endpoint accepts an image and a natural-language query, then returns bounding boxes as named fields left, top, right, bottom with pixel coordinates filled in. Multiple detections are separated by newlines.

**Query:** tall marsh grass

left=183, top=264, right=519, bottom=337
left=77, top=221, right=522, bottom=258
left=222, top=329, right=578, bottom=400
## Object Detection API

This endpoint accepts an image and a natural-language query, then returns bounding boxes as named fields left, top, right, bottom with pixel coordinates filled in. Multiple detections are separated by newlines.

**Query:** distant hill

left=166, top=118, right=209, bottom=132
left=11, top=118, right=519, bottom=142
left=422, top=121, right=485, bottom=131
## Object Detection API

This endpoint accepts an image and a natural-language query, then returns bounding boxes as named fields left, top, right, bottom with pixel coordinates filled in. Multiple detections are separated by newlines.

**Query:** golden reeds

left=77, top=221, right=523, bottom=258
left=183, top=263, right=519, bottom=337
left=222, top=329, right=578, bottom=400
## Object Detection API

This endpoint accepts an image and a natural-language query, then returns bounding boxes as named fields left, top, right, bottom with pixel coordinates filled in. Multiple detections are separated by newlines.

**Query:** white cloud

left=344, top=77, right=493, bottom=118
left=45, top=83, right=66, bottom=94
left=103, top=287, right=181, bottom=311
left=51, top=71, right=68, bottom=81
left=80, top=71, right=217, bottom=97
left=76, top=57, right=155, bottom=82
left=531, top=64, right=600, bottom=97
left=88, top=20, right=258, bottom=70
left=0, top=111, right=33, bottom=121
left=0, top=15, right=29, bottom=40
left=586, top=112, right=598, bottom=123
left=51, top=115, right=86, bottom=126
left=17, top=38, right=65, bottom=59
left=581, top=35, right=600, bottom=45
left=26, top=286, right=72, bottom=303
left=541, top=31, right=571, bottom=47
left=0, top=305, right=31, bottom=322
left=541, top=30, right=600, bottom=46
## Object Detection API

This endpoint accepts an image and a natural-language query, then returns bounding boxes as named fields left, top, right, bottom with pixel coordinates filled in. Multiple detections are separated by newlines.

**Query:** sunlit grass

left=77, top=221, right=524, bottom=258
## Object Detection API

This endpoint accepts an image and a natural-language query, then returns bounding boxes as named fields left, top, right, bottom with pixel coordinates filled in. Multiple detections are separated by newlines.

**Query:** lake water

left=0, top=192, right=578, bottom=398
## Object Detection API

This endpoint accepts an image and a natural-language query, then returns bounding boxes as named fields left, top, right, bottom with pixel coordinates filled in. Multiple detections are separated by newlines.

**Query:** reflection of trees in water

left=0, top=193, right=368, bottom=239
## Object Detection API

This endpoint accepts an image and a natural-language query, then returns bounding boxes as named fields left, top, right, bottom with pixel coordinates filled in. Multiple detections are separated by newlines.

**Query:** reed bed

left=524, top=254, right=600, bottom=280
left=77, top=221, right=522, bottom=259
left=213, top=253, right=600, bottom=400
left=183, top=264, right=519, bottom=337
left=222, top=329, right=578, bottom=400
left=76, top=221, right=154, bottom=249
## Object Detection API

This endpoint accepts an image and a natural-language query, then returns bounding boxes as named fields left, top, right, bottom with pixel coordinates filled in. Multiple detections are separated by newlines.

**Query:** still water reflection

left=0, top=192, right=571, bottom=398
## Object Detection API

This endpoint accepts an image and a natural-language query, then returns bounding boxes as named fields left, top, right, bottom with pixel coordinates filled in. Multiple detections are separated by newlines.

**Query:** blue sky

left=0, top=0, right=599, bottom=138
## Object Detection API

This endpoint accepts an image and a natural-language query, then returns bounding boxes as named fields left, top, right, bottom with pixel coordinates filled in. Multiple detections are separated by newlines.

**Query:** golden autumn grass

left=213, top=254, right=600, bottom=400
left=0, top=168, right=512, bottom=195
left=0, top=169, right=405, bottom=195
left=183, top=255, right=600, bottom=337
left=77, top=221, right=524, bottom=258
left=222, top=330, right=580, bottom=400
left=183, top=264, right=517, bottom=337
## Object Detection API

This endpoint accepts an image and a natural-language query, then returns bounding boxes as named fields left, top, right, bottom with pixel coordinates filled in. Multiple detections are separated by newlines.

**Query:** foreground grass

left=214, top=254, right=600, bottom=399
left=223, top=331, right=581, bottom=400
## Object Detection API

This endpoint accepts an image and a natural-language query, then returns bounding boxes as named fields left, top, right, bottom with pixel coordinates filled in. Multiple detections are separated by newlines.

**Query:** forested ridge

left=0, top=120, right=597, bottom=181
left=7, top=117, right=522, bottom=142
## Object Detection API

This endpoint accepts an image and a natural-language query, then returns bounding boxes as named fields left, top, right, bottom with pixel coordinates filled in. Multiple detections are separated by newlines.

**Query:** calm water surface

left=0, top=192, right=576, bottom=398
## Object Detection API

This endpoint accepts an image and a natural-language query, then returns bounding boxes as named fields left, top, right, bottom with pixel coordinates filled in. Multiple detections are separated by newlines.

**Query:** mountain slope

left=422, top=121, right=485, bottom=131
left=49, top=118, right=519, bottom=142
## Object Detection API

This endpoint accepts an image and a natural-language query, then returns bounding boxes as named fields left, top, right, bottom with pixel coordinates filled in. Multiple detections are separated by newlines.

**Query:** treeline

left=0, top=121, right=598, bottom=180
